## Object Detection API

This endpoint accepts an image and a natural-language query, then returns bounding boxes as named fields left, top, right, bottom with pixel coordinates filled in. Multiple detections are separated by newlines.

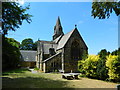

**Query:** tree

left=111, top=48, right=120, bottom=55
left=2, top=37, right=21, bottom=70
left=98, top=49, right=110, bottom=58
left=92, top=1, right=120, bottom=19
left=2, top=2, right=32, bottom=71
left=20, top=38, right=37, bottom=50
left=2, top=2, right=32, bottom=36
left=32, top=41, right=37, bottom=50
left=96, top=49, right=110, bottom=80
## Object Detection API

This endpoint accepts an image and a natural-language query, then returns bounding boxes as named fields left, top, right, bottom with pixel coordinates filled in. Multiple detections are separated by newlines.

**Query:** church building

left=36, top=17, right=88, bottom=73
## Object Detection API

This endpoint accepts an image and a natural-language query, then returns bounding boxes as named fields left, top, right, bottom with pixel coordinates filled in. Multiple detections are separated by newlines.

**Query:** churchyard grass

left=2, top=68, right=119, bottom=88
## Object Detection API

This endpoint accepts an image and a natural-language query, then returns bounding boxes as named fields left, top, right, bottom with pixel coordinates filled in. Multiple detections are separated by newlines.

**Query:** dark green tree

left=96, top=49, right=109, bottom=80
left=2, top=37, right=21, bottom=70
left=92, top=1, right=120, bottom=19
left=111, top=48, right=120, bottom=55
left=2, top=2, right=32, bottom=36
left=111, top=49, right=118, bottom=55
left=98, top=49, right=110, bottom=58
left=20, top=38, right=37, bottom=50
left=2, top=2, right=32, bottom=71
left=32, top=41, right=37, bottom=50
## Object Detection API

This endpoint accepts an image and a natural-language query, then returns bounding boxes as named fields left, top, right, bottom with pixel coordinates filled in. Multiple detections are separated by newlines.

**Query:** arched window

left=49, top=48, right=55, bottom=56
left=71, top=40, right=81, bottom=60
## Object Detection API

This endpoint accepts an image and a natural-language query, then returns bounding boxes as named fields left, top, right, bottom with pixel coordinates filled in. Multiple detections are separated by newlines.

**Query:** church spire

left=56, top=16, right=61, bottom=26
left=53, top=16, right=64, bottom=40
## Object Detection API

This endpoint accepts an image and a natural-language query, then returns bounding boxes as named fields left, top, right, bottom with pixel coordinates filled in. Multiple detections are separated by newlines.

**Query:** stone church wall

left=43, top=53, right=62, bottom=72
left=63, top=30, right=88, bottom=73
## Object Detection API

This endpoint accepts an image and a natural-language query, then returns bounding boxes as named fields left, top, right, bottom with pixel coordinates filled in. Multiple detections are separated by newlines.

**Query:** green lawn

left=2, top=69, right=119, bottom=88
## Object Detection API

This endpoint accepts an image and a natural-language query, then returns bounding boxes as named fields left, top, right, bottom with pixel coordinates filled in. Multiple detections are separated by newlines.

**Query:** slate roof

left=56, top=28, right=88, bottom=50
left=53, top=35, right=63, bottom=44
left=20, top=50, right=37, bottom=62
left=43, top=52, right=62, bottom=62
left=39, top=40, right=55, bottom=44
left=38, top=28, right=88, bottom=54
left=39, top=40, right=58, bottom=54
left=57, top=29, right=75, bottom=50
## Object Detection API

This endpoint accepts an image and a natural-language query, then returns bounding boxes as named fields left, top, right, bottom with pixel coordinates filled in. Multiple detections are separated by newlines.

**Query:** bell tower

left=53, top=16, right=64, bottom=40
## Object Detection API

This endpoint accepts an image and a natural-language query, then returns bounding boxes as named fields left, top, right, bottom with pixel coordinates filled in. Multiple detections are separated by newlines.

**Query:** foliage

left=79, top=55, right=99, bottom=78
left=81, top=50, right=88, bottom=60
left=34, top=67, right=39, bottom=71
left=2, top=37, right=21, bottom=70
left=111, top=48, right=120, bottom=55
left=96, top=58, right=108, bottom=80
left=78, top=60, right=85, bottom=74
left=98, top=49, right=110, bottom=58
left=20, top=38, right=37, bottom=50
left=106, top=55, right=120, bottom=82
left=79, top=48, right=120, bottom=82
left=96, top=49, right=109, bottom=80
left=2, top=2, right=32, bottom=35
left=92, top=1, right=120, bottom=19
left=32, top=41, right=37, bottom=50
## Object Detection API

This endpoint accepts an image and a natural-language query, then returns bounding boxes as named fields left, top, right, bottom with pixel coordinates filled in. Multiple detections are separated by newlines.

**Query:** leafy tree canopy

left=111, top=47, right=120, bottom=55
left=2, top=2, right=32, bottom=36
left=98, top=49, right=110, bottom=58
left=92, top=0, right=120, bottom=19
left=20, top=38, right=37, bottom=50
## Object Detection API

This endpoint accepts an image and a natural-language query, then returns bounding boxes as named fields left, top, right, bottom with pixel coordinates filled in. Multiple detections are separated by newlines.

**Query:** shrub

left=106, top=55, right=120, bottom=82
left=34, top=67, right=39, bottom=71
left=2, top=37, right=20, bottom=71
left=79, top=55, right=99, bottom=78
left=96, top=58, right=108, bottom=80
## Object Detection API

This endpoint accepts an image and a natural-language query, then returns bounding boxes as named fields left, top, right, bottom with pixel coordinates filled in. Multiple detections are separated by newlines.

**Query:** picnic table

left=62, top=73, right=80, bottom=80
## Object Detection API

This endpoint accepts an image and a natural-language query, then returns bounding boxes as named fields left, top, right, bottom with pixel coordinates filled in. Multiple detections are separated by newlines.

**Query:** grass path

left=2, top=69, right=119, bottom=88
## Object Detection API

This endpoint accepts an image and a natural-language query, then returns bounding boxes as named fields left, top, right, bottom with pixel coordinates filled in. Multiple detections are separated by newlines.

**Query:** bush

left=79, top=55, right=99, bottom=78
left=96, top=58, right=108, bottom=80
left=34, top=67, right=39, bottom=71
left=106, top=55, right=120, bottom=82
left=2, top=37, right=20, bottom=71
left=78, top=49, right=120, bottom=82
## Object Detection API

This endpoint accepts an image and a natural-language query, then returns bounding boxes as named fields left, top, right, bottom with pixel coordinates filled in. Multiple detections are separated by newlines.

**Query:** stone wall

left=63, top=29, right=88, bottom=73
left=43, top=53, right=62, bottom=72
left=21, top=61, right=36, bottom=68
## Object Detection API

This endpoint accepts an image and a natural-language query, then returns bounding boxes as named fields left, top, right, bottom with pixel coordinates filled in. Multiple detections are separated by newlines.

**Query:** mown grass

left=2, top=68, right=119, bottom=88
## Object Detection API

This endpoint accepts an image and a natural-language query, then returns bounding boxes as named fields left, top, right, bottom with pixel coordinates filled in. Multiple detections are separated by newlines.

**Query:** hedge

left=79, top=55, right=99, bottom=78
left=78, top=54, right=120, bottom=82
left=106, top=55, right=120, bottom=82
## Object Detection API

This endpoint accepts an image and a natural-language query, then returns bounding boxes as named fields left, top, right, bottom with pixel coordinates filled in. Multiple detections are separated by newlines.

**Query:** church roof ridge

left=38, top=40, right=56, bottom=44
left=53, top=34, right=63, bottom=43
left=57, top=28, right=76, bottom=50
